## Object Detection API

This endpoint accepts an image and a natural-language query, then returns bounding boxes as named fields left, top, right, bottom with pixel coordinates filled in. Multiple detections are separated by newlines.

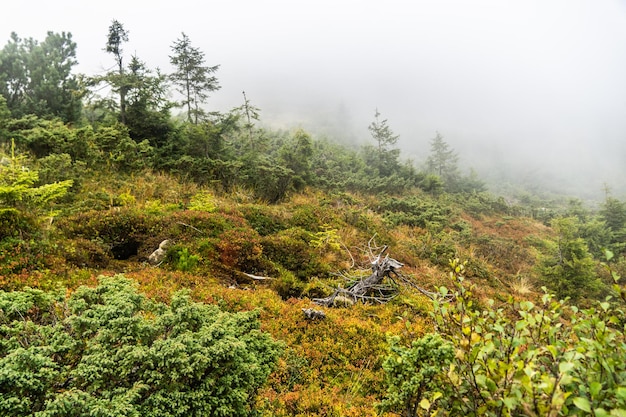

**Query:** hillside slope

left=1, top=170, right=559, bottom=416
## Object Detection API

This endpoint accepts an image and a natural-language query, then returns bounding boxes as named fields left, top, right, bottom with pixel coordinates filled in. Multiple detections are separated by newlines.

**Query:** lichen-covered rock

left=148, top=239, right=170, bottom=265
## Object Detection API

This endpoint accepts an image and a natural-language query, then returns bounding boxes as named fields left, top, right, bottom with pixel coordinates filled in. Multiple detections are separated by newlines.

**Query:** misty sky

left=2, top=0, right=626, bottom=199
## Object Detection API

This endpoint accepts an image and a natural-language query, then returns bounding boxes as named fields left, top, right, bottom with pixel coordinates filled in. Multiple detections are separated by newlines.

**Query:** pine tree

left=366, top=109, right=400, bottom=176
left=169, top=33, right=220, bottom=124
left=426, top=132, right=459, bottom=184
left=104, top=20, right=129, bottom=124
left=0, top=32, right=82, bottom=123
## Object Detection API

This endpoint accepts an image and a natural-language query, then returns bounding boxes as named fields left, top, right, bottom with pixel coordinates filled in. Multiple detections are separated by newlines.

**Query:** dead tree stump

left=313, top=246, right=404, bottom=307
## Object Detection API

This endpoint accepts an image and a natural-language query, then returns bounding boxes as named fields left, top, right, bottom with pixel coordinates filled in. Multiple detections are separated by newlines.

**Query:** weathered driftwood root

left=313, top=246, right=404, bottom=307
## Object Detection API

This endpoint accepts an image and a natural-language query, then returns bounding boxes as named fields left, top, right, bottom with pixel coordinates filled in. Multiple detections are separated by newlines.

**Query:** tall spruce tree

left=104, top=20, right=129, bottom=124
left=366, top=109, right=400, bottom=176
left=169, top=33, right=220, bottom=124
left=426, top=132, right=459, bottom=184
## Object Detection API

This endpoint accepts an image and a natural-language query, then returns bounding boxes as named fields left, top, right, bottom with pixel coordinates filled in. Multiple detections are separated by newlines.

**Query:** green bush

left=57, top=208, right=156, bottom=260
left=382, top=259, right=626, bottom=416
left=379, top=196, right=453, bottom=231
left=239, top=204, right=287, bottom=236
left=0, top=275, right=282, bottom=417
left=166, top=246, right=200, bottom=272
left=270, top=267, right=306, bottom=299
left=168, top=211, right=245, bottom=239
left=411, top=231, right=457, bottom=267
left=261, top=228, right=328, bottom=280
left=537, top=216, right=603, bottom=301
left=377, top=334, right=454, bottom=416
left=0, top=141, right=73, bottom=239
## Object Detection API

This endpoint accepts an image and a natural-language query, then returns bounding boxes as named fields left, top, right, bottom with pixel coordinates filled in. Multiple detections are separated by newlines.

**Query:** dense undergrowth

left=3, top=155, right=626, bottom=415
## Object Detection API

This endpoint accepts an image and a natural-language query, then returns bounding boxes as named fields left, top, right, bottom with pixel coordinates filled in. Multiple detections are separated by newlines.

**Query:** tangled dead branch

left=313, top=240, right=454, bottom=307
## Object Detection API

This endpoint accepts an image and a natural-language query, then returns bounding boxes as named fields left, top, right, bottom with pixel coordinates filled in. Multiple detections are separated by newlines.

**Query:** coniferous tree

left=279, top=129, right=313, bottom=190
left=104, top=20, right=129, bottom=124
left=236, top=90, right=260, bottom=146
left=124, top=55, right=173, bottom=146
left=365, top=109, right=400, bottom=176
left=426, top=132, right=459, bottom=187
left=600, top=196, right=626, bottom=254
left=0, top=33, right=27, bottom=113
left=0, top=32, right=82, bottom=123
left=539, top=216, right=600, bottom=301
left=169, top=33, right=220, bottom=124
left=0, top=139, right=73, bottom=239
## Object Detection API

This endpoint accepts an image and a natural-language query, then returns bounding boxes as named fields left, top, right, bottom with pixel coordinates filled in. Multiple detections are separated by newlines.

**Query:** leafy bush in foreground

left=0, top=275, right=282, bottom=417
left=379, top=259, right=626, bottom=416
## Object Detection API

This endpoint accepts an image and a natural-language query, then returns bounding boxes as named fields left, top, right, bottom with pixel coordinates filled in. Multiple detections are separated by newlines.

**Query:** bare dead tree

left=313, top=244, right=404, bottom=307
left=313, top=238, right=454, bottom=307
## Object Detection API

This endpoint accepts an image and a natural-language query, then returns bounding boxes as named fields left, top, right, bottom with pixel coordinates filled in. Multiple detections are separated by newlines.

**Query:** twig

left=176, top=221, right=204, bottom=234
left=242, top=272, right=276, bottom=280
left=341, top=242, right=356, bottom=269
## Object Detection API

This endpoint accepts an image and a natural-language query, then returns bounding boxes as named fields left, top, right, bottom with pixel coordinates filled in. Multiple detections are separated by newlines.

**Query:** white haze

left=3, top=0, right=626, bottom=200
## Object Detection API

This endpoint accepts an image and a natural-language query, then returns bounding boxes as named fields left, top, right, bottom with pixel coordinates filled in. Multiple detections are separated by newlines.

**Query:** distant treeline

left=0, top=23, right=487, bottom=202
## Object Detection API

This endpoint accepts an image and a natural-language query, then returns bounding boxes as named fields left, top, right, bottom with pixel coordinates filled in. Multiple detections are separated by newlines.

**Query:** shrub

left=378, top=196, right=453, bottom=231
left=217, top=228, right=263, bottom=271
left=0, top=140, right=73, bottom=239
left=537, top=216, right=603, bottom=301
left=167, top=211, right=245, bottom=239
left=166, top=246, right=200, bottom=272
left=261, top=228, right=328, bottom=280
left=377, top=334, right=454, bottom=416
left=411, top=231, right=457, bottom=267
left=62, top=237, right=111, bottom=268
left=0, top=275, right=283, bottom=417
left=239, top=204, right=287, bottom=236
left=270, top=267, right=306, bottom=299
left=0, top=239, right=52, bottom=283
left=384, top=259, right=626, bottom=416
left=57, top=208, right=156, bottom=260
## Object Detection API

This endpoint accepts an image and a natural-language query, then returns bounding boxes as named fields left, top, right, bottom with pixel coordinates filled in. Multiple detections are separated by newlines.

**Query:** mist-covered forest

left=2, top=20, right=626, bottom=417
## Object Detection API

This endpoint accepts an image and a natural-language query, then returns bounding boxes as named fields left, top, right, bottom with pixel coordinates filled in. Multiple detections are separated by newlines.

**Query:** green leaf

left=573, top=397, right=591, bottom=413
left=503, top=396, right=518, bottom=410
left=594, top=409, right=610, bottom=417
left=546, top=345, right=558, bottom=359
left=559, top=361, right=574, bottom=374
left=590, top=381, right=602, bottom=398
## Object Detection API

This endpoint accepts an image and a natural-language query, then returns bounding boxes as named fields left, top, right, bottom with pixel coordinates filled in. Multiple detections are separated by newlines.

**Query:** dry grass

left=511, top=275, right=534, bottom=295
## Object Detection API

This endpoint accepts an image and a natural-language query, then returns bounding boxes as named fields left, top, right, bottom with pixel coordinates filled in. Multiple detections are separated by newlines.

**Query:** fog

left=3, top=0, right=626, bottom=200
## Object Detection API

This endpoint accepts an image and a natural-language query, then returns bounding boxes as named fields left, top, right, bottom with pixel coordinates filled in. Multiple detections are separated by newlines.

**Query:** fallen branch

left=242, top=272, right=276, bottom=281
left=176, top=222, right=204, bottom=234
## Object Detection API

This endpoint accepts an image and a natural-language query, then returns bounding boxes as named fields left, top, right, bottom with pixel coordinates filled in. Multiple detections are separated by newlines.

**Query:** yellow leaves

left=455, top=348, right=465, bottom=360
left=447, top=363, right=460, bottom=385
left=188, top=191, right=217, bottom=212
left=309, top=224, right=342, bottom=252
